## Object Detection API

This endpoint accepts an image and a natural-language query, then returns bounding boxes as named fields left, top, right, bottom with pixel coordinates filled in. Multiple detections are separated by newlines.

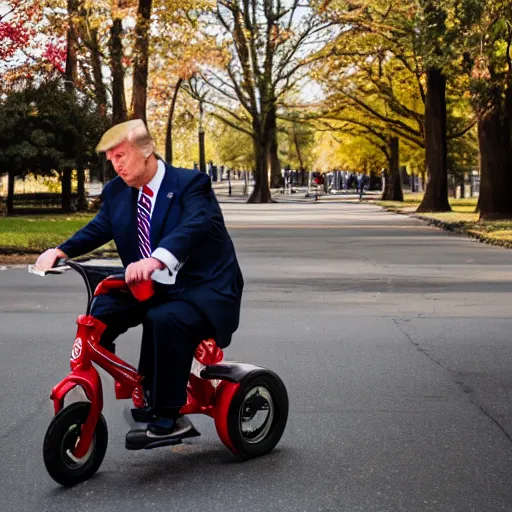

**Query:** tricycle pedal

left=125, top=416, right=201, bottom=451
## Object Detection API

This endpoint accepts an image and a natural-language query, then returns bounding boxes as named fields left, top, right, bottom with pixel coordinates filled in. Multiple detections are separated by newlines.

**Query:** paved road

left=1, top=201, right=512, bottom=512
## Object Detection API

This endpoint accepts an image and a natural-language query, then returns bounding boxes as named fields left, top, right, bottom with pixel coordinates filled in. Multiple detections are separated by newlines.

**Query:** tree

left=215, top=124, right=254, bottom=171
left=131, top=0, right=152, bottom=121
left=0, top=2, right=37, bottom=64
left=279, top=116, right=316, bottom=174
left=76, top=3, right=108, bottom=113
left=413, top=0, right=482, bottom=211
left=61, top=0, right=80, bottom=212
left=315, top=1, right=478, bottom=211
left=312, top=43, right=424, bottom=200
left=197, top=0, right=333, bottom=203
left=414, top=1, right=450, bottom=212
left=466, top=1, right=512, bottom=218
left=0, top=0, right=65, bottom=89
left=313, top=129, right=387, bottom=177
left=148, top=0, right=222, bottom=164
left=0, top=80, right=109, bottom=215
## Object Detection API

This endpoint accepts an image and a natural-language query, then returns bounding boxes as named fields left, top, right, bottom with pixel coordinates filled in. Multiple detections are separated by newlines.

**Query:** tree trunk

left=61, top=2, right=78, bottom=208
left=110, top=18, right=127, bottom=125
left=248, top=138, right=271, bottom=203
left=165, top=78, right=183, bottom=164
left=61, top=169, right=72, bottom=213
left=64, top=0, right=78, bottom=93
left=198, top=130, right=206, bottom=174
left=268, top=144, right=281, bottom=188
left=131, top=0, right=152, bottom=122
left=266, top=104, right=281, bottom=188
left=294, top=131, right=305, bottom=174
left=417, top=68, right=451, bottom=212
left=89, top=26, right=108, bottom=113
left=77, top=167, right=87, bottom=211
left=477, top=102, right=512, bottom=219
left=381, top=137, right=403, bottom=201
left=7, top=171, right=14, bottom=215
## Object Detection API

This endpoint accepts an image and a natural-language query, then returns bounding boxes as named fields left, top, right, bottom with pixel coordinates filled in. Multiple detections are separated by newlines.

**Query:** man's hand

left=125, top=257, right=165, bottom=285
left=34, top=248, right=67, bottom=271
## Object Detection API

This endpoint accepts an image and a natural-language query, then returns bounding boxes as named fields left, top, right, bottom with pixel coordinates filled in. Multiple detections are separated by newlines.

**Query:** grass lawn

left=373, top=194, right=512, bottom=248
left=376, top=193, right=478, bottom=212
left=1, top=196, right=511, bottom=257
left=0, top=214, right=115, bottom=255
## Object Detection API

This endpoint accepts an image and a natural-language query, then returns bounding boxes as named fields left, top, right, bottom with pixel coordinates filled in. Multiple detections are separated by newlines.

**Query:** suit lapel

left=150, top=163, right=178, bottom=250
left=117, top=186, right=139, bottom=262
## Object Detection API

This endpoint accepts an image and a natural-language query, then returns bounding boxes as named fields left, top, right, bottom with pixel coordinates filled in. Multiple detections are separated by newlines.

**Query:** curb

left=383, top=208, right=512, bottom=251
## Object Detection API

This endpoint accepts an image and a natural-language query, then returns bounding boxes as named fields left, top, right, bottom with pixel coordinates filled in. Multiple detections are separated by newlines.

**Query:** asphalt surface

left=1, top=200, right=512, bottom=511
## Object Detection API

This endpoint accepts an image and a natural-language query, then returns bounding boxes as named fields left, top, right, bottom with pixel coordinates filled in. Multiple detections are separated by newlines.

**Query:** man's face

left=106, top=139, right=146, bottom=188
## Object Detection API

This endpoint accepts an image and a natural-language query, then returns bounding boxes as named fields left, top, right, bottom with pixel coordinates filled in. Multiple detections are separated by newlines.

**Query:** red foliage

left=1, top=1, right=67, bottom=76
left=0, top=1, right=42, bottom=61
left=0, top=20, right=34, bottom=60
left=43, top=39, right=67, bottom=74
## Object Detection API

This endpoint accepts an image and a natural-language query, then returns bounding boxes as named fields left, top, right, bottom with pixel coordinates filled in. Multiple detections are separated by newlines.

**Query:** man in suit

left=34, top=119, right=244, bottom=448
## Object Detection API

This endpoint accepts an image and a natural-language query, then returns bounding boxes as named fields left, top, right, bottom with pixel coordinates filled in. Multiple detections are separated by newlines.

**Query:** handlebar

left=28, top=258, right=70, bottom=276
left=28, top=258, right=154, bottom=312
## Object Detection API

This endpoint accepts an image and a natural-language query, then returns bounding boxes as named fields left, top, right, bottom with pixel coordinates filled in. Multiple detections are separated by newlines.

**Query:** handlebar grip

left=53, top=258, right=68, bottom=268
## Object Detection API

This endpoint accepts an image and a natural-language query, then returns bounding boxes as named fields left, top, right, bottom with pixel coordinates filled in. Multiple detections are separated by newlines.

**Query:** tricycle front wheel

left=43, top=402, right=108, bottom=487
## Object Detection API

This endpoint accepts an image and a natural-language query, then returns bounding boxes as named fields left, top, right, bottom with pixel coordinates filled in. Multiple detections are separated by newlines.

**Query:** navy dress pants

left=90, top=290, right=212, bottom=414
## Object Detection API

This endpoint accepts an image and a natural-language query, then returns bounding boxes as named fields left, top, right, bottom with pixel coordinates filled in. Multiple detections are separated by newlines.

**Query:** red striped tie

left=137, top=185, right=153, bottom=259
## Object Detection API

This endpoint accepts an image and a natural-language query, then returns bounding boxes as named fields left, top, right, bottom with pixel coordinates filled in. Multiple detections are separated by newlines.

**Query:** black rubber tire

left=43, top=402, right=108, bottom=487
left=227, top=370, right=288, bottom=459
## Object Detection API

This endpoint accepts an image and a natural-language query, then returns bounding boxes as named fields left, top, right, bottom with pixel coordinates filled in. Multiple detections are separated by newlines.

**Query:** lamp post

left=198, top=99, right=206, bottom=174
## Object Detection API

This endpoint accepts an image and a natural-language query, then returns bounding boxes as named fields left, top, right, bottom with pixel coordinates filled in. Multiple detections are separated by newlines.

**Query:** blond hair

left=96, top=119, right=155, bottom=157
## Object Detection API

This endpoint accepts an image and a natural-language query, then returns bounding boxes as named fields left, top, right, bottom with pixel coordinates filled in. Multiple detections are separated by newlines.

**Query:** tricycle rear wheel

left=226, top=370, right=288, bottom=459
left=43, top=401, right=108, bottom=487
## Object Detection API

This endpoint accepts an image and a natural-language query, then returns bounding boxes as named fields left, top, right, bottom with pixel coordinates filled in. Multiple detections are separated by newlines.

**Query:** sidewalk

left=211, top=181, right=381, bottom=203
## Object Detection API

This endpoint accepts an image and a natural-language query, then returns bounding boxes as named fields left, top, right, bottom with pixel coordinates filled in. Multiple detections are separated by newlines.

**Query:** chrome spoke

left=239, top=386, right=274, bottom=444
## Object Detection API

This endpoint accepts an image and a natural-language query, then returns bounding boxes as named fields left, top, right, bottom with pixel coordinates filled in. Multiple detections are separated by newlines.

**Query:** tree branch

left=447, top=118, right=477, bottom=140
left=0, top=6, right=15, bottom=22
left=342, top=92, right=423, bottom=141
left=208, top=111, right=254, bottom=137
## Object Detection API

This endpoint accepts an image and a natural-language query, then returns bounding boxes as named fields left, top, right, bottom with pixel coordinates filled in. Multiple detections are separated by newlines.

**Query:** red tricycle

left=31, top=260, right=288, bottom=487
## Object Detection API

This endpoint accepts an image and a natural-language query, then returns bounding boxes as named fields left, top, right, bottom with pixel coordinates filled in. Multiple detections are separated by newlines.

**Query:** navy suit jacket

left=59, top=162, right=243, bottom=348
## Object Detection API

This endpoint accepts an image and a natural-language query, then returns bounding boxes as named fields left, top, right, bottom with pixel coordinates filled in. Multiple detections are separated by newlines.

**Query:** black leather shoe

left=131, top=406, right=154, bottom=423
left=125, top=416, right=201, bottom=450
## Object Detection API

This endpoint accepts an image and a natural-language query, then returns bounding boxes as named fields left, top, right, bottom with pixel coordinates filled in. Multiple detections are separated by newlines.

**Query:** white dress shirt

left=139, top=159, right=180, bottom=285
